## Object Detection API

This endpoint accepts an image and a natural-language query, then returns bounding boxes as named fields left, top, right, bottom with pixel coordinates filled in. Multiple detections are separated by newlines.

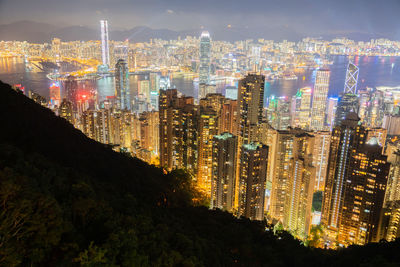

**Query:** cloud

left=166, top=9, right=174, bottom=14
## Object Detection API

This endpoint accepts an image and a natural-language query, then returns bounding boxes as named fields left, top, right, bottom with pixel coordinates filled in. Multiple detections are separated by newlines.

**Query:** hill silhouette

left=0, top=80, right=400, bottom=266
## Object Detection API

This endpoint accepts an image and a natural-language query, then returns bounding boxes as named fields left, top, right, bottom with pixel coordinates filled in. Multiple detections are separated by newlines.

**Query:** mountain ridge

left=0, top=20, right=387, bottom=43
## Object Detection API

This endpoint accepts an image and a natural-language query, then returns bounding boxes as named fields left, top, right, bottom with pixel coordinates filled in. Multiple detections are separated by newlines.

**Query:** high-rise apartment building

left=59, top=99, right=74, bottom=125
left=159, top=89, right=199, bottom=173
left=312, top=131, right=331, bottom=192
left=211, top=133, right=237, bottom=212
left=311, top=69, right=330, bottom=131
left=238, top=143, right=268, bottom=221
left=236, top=74, right=265, bottom=208
left=269, top=128, right=315, bottom=238
left=197, top=108, right=219, bottom=196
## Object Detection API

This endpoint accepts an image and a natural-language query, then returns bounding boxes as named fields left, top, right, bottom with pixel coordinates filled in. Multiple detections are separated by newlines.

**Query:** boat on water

left=282, top=74, right=298, bottom=80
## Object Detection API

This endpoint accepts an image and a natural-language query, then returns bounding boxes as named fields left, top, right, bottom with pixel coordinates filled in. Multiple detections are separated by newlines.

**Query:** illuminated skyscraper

left=199, top=31, right=212, bottom=99
left=334, top=93, right=359, bottom=126
left=197, top=108, right=219, bottom=196
left=220, top=99, right=238, bottom=135
left=334, top=61, right=360, bottom=126
left=269, top=128, right=315, bottom=238
left=139, top=111, right=159, bottom=158
left=311, top=69, right=330, bottom=131
left=64, top=76, right=78, bottom=108
left=298, top=87, right=312, bottom=130
left=312, top=131, right=331, bottom=192
left=236, top=74, right=265, bottom=145
left=326, top=97, right=338, bottom=128
left=344, top=61, right=359, bottom=94
left=211, top=133, right=237, bottom=211
left=115, top=59, right=130, bottom=110
left=285, top=138, right=315, bottom=239
left=268, top=96, right=291, bottom=130
left=100, top=20, right=110, bottom=66
left=49, top=82, right=61, bottom=107
left=159, top=89, right=199, bottom=173
left=238, top=143, right=268, bottom=221
left=385, top=150, right=400, bottom=204
left=236, top=74, right=265, bottom=207
left=322, top=113, right=390, bottom=246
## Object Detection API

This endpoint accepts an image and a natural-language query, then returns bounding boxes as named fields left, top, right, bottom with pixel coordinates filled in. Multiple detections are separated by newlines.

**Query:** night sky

left=1, top=0, right=400, bottom=38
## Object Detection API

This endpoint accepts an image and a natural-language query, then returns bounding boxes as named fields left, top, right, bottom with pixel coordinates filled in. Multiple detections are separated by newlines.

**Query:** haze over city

left=1, top=0, right=400, bottom=41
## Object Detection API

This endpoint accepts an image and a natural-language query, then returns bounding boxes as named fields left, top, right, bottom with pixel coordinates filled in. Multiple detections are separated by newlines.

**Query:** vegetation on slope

left=0, top=81, right=400, bottom=266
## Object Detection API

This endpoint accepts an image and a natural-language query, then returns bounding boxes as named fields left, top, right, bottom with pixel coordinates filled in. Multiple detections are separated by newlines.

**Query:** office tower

left=238, top=143, right=268, bottom=220
left=326, top=97, right=338, bottom=128
left=115, top=59, right=130, bottom=110
left=64, top=76, right=78, bottom=108
left=311, top=69, right=330, bottom=131
left=159, top=89, right=199, bottom=173
left=149, top=73, right=160, bottom=110
left=344, top=61, right=359, bottom=94
left=369, top=90, right=384, bottom=128
left=299, top=87, right=312, bottom=130
left=269, top=128, right=315, bottom=238
left=197, top=108, right=219, bottom=196
left=312, top=131, right=331, bottom=192
left=199, top=31, right=211, bottom=85
left=220, top=99, right=238, bottom=135
left=211, top=133, right=237, bottom=211
left=100, top=20, right=110, bottom=66
left=322, top=113, right=390, bottom=246
left=290, top=93, right=301, bottom=127
left=339, top=143, right=389, bottom=245
left=334, top=93, right=359, bottom=126
left=358, top=88, right=371, bottom=124
left=59, top=99, right=74, bottom=125
left=334, top=61, right=359, bottom=127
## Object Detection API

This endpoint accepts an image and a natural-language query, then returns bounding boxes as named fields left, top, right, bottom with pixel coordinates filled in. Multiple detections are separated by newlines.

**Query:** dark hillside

left=0, top=80, right=399, bottom=266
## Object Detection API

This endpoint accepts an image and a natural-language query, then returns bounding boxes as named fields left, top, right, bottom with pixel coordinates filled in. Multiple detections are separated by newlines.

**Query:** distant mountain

left=0, top=20, right=389, bottom=43
left=0, top=21, right=59, bottom=43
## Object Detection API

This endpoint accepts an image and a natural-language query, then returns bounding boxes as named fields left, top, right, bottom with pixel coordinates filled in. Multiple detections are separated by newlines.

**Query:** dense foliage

left=1, top=81, right=400, bottom=266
